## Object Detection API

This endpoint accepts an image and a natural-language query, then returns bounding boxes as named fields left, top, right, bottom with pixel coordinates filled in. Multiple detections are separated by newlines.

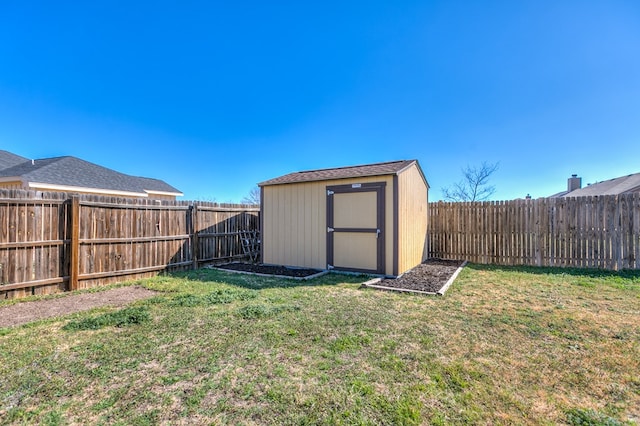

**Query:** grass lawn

left=1, top=265, right=639, bottom=425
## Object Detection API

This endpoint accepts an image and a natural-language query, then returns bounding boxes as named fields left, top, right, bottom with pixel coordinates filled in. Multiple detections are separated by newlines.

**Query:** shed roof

left=259, top=160, right=428, bottom=187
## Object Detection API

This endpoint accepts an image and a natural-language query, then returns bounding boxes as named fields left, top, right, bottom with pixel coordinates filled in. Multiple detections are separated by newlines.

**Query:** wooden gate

left=326, top=182, right=385, bottom=274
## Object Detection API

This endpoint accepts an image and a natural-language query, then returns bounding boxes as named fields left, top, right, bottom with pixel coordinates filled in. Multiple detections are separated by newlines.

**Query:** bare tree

left=241, top=186, right=261, bottom=205
left=442, top=161, right=499, bottom=202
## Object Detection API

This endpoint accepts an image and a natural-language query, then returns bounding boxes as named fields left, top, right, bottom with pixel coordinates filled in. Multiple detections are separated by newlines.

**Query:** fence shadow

left=165, top=268, right=368, bottom=291
left=167, top=210, right=259, bottom=272
left=465, top=262, right=640, bottom=280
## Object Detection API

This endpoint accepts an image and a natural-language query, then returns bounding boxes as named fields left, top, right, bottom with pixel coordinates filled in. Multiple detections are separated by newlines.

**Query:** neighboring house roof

left=135, top=176, right=184, bottom=196
left=0, top=154, right=182, bottom=197
left=562, top=173, right=640, bottom=197
left=0, top=150, right=28, bottom=170
left=259, top=160, right=429, bottom=187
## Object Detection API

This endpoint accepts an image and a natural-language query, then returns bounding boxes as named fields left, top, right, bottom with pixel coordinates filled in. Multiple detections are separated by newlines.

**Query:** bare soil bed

left=213, top=263, right=323, bottom=278
left=378, top=258, right=466, bottom=293
left=215, top=260, right=465, bottom=294
left=0, top=286, right=157, bottom=328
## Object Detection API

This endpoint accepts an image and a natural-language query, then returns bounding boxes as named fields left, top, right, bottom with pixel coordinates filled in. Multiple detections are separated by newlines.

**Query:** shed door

left=326, top=182, right=385, bottom=274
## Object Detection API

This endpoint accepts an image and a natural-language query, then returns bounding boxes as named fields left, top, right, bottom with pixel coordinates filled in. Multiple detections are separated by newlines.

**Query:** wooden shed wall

left=262, top=175, right=394, bottom=273
left=397, top=164, right=429, bottom=274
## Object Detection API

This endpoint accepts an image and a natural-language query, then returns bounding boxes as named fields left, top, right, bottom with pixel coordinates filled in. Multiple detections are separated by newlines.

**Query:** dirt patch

left=213, top=263, right=323, bottom=278
left=377, top=258, right=466, bottom=293
left=0, top=286, right=157, bottom=328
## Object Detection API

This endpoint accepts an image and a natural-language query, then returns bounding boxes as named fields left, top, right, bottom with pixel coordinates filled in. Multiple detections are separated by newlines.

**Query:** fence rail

left=428, top=194, right=640, bottom=270
left=0, top=189, right=259, bottom=299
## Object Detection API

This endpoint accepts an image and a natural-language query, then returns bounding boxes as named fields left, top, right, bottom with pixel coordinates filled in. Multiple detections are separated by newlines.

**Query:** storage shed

left=258, top=160, right=429, bottom=276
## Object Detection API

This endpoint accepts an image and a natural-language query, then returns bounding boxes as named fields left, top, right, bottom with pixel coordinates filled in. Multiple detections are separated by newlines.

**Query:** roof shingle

left=563, top=173, right=640, bottom=197
left=0, top=150, right=28, bottom=170
left=259, top=160, right=426, bottom=186
left=0, top=154, right=182, bottom=196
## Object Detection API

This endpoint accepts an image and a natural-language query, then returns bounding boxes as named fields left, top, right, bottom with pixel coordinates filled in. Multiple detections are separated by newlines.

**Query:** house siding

left=0, top=181, right=23, bottom=189
left=0, top=182, right=177, bottom=200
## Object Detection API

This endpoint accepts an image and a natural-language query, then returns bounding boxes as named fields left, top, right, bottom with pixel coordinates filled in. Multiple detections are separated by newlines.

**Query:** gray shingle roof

left=0, top=154, right=182, bottom=196
left=135, top=176, right=184, bottom=194
left=563, top=172, right=640, bottom=197
left=0, top=150, right=28, bottom=170
left=259, top=160, right=427, bottom=186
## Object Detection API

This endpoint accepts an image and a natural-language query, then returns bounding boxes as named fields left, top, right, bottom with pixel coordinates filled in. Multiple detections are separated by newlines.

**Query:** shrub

left=236, top=304, right=300, bottom=319
left=167, top=289, right=257, bottom=307
left=565, top=408, right=622, bottom=426
left=204, top=288, right=257, bottom=304
left=168, top=294, right=203, bottom=307
left=63, top=307, right=150, bottom=331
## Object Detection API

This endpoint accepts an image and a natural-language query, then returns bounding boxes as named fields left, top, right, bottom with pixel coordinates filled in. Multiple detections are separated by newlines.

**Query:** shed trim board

left=393, top=175, right=399, bottom=276
left=326, top=182, right=386, bottom=274
left=260, top=185, right=265, bottom=263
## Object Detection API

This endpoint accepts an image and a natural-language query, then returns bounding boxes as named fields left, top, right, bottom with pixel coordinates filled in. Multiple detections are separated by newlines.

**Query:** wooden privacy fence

left=428, top=194, right=640, bottom=270
left=0, top=190, right=259, bottom=299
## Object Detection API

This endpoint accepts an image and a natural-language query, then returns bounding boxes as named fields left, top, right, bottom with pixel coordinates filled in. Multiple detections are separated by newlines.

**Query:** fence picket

left=0, top=189, right=259, bottom=299
left=429, top=195, right=640, bottom=271
left=634, top=194, right=640, bottom=269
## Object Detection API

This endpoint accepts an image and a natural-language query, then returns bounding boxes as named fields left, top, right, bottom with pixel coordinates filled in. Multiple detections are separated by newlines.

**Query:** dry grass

left=0, top=265, right=638, bottom=425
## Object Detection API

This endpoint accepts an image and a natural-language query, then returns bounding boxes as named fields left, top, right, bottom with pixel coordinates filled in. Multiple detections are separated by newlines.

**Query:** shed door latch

left=376, top=229, right=381, bottom=238
left=327, top=227, right=334, bottom=233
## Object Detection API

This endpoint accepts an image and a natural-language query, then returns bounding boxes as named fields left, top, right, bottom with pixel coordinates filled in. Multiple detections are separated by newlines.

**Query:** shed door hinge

left=327, top=264, right=334, bottom=270
left=327, top=190, right=334, bottom=196
left=327, top=227, right=334, bottom=233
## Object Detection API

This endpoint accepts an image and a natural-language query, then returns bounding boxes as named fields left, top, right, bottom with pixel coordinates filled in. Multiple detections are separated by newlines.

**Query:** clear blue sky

left=1, top=1, right=639, bottom=201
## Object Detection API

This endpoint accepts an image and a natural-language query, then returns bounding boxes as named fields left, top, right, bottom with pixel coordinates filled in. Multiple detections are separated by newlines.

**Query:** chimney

left=567, top=174, right=581, bottom=192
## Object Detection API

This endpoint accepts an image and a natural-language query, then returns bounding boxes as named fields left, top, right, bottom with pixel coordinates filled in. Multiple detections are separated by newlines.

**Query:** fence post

left=191, top=204, right=199, bottom=270
left=69, top=196, right=80, bottom=291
